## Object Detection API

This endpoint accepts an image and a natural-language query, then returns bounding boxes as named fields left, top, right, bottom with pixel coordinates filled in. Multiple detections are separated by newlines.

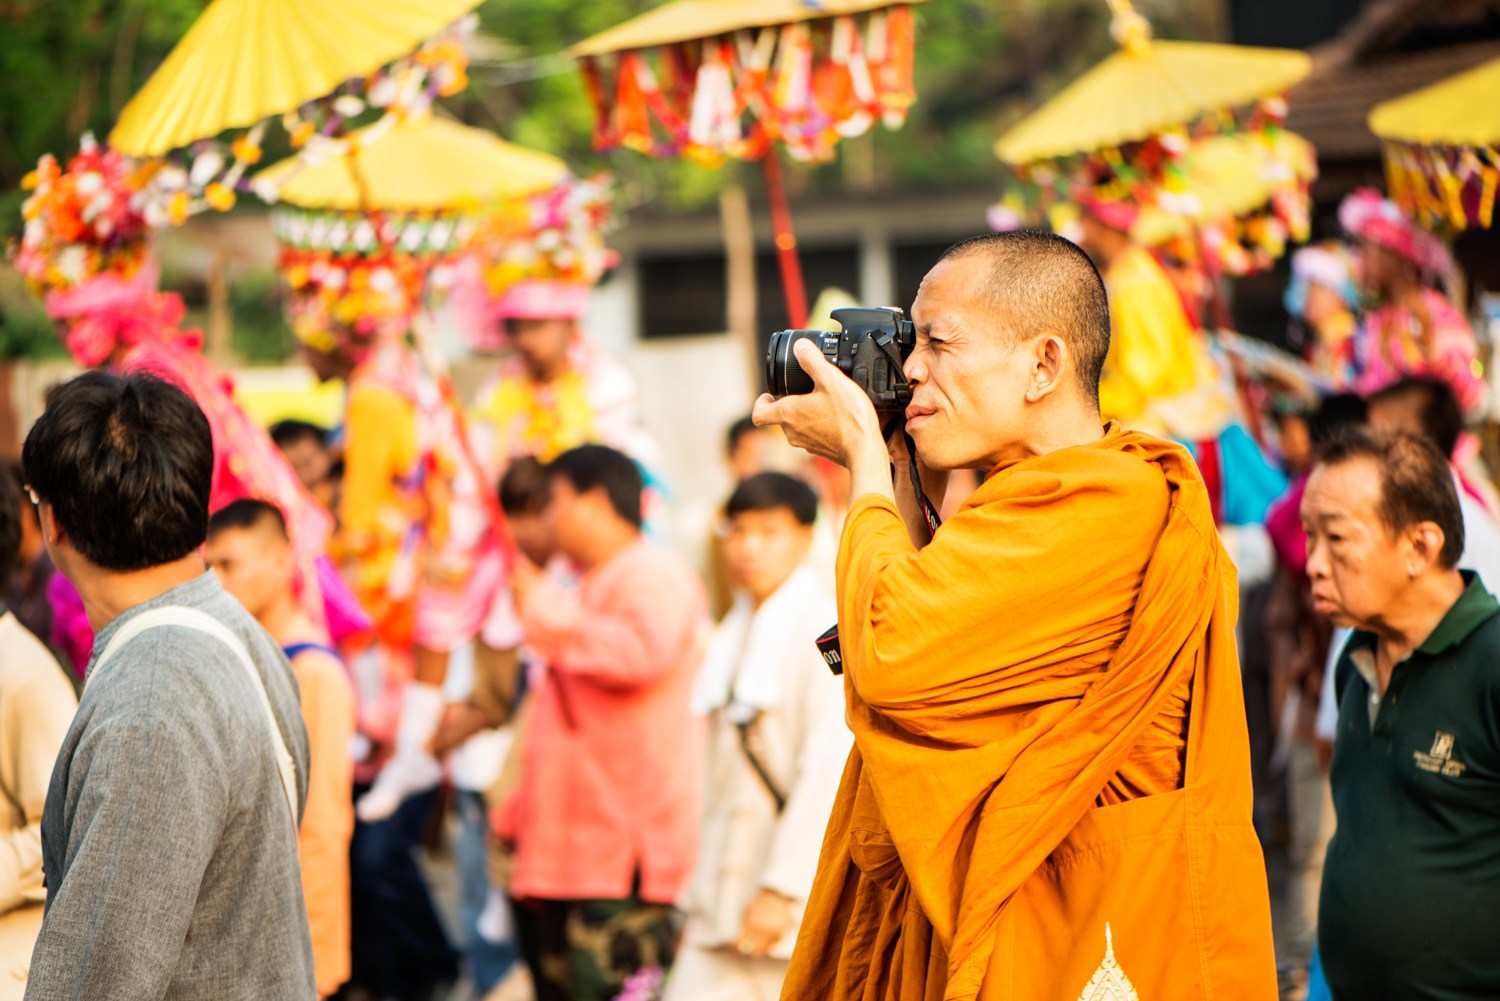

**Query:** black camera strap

left=906, top=430, right=942, bottom=540
left=880, top=414, right=942, bottom=544
left=867, top=328, right=939, bottom=539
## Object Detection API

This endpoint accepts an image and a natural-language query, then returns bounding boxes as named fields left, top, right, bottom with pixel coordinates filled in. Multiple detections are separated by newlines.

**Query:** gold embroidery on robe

left=1076, top=924, right=1140, bottom=1001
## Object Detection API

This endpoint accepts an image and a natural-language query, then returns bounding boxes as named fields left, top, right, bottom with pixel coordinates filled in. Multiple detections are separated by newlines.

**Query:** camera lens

left=767, top=330, right=819, bottom=398
left=783, top=333, right=817, bottom=396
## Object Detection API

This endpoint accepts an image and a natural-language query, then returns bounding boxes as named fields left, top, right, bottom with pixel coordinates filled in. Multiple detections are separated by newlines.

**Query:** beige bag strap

left=90, top=606, right=301, bottom=828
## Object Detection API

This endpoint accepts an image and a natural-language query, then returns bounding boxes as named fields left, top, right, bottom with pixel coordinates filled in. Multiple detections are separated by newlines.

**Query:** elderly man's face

left=904, top=255, right=1034, bottom=471
left=1301, top=457, right=1416, bottom=629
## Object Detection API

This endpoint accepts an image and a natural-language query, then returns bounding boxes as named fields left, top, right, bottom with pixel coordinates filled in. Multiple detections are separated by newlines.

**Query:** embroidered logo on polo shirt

left=1414, top=730, right=1467, bottom=777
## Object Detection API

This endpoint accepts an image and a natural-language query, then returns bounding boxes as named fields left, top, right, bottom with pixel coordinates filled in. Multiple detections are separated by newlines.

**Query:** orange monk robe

left=783, top=424, right=1276, bottom=1001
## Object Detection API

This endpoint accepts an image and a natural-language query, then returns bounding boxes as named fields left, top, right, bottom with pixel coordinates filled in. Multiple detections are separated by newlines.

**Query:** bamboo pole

left=719, top=182, right=760, bottom=391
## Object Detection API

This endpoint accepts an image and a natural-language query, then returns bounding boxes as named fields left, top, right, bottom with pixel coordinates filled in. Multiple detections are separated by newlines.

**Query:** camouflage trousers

left=516, top=894, right=678, bottom=1001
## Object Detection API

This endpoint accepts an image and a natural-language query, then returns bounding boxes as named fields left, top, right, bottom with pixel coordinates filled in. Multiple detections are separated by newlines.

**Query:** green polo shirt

left=1319, top=571, right=1500, bottom=1001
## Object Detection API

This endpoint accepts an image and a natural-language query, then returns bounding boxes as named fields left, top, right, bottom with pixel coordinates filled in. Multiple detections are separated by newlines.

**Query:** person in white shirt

left=666, top=473, right=852, bottom=1001
left=0, top=467, right=75, bottom=1001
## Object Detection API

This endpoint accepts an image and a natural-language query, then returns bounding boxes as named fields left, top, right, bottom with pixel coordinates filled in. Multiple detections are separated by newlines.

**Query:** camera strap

left=868, top=329, right=938, bottom=540
left=906, top=430, right=942, bottom=540
left=880, top=414, right=942, bottom=544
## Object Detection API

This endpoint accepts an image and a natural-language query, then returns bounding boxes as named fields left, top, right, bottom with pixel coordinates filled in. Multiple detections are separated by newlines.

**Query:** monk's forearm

left=847, top=432, right=896, bottom=509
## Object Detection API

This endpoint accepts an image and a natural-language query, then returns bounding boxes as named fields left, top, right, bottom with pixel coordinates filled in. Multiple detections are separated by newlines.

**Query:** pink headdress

left=1075, top=190, right=1141, bottom=234
left=495, top=279, right=590, bottom=322
left=43, top=258, right=201, bottom=367
left=1339, top=187, right=1451, bottom=277
left=460, top=174, right=616, bottom=351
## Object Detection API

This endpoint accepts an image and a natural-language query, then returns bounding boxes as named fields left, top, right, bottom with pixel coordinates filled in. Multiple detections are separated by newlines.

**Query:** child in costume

left=1339, top=188, right=1484, bottom=415
left=304, top=306, right=502, bottom=822
left=1284, top=243, right=1361, bottom=391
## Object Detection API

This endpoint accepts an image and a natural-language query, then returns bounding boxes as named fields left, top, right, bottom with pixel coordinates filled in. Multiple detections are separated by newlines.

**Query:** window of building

left=638, top=243, right=861, bottom=342
left=892, top=239, right=958, bottom=314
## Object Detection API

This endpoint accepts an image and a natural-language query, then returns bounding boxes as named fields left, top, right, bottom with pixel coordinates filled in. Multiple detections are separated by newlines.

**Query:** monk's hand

left=735, top=889, right=795, bottom=958
left=753, top=338, right=893, bottom=504
left=753, top=338, right=886, bottom=470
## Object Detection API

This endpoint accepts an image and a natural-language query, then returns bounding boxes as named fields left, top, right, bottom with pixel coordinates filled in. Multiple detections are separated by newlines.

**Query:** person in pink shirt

left=498, top=444, right=707, bottom=1001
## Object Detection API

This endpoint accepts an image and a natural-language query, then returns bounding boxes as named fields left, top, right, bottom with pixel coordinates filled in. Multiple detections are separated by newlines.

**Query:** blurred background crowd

left=4, top=1, right=1500, bottom=1000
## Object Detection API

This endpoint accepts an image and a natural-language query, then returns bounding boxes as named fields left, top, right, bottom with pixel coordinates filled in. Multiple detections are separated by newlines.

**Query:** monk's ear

left=1023, top=333, right=1068, bottom=403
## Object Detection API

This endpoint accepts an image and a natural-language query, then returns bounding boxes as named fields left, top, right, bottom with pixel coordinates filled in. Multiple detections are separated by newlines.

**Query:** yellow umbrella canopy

left=256, top=115, right=567, bottom=212
left=1369, top=56, right=1500, bottom=147
left=1368, top=57, right=1500, bottom=231
left=570, top=0, right=918, bottom=56
left=995, top=39, right=1310, bottom=165
left=111, top=0, right=482, bottom=157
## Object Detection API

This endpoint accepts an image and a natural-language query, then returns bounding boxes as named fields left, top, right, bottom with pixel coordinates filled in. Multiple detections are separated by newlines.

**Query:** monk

left=752, top=231, right=1275, bottom=1001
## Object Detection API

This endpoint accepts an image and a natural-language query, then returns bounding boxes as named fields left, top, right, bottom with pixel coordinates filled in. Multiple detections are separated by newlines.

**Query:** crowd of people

left=0, top=180, right=1497, bottom=1001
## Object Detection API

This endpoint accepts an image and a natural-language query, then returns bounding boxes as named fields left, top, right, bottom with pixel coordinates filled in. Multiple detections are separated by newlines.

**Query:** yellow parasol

left=569, top=0, right=925, bottom=327
left=1369, top=56, right=1500, bottom=148
left=994, top=39, right=1310, bottom=164
left=570, top=0, right=917, bottom=57
left=1368, top=57, right=1500, bottom=230
left=256, top=115, right=567, bottom=212
left=111, top=0, right=482, bottom=157
left=1133, top=130, right=1315, bottom=245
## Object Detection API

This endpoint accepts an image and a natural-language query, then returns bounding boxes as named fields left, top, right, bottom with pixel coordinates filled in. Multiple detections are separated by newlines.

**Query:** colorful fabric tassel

left=579, top=5, right=918, bottom=164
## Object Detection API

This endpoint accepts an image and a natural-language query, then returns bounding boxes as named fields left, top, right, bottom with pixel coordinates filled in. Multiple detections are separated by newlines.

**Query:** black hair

left=500, top=457, right=552, bottom=517
left=269, top=419, right=330, bottom=451
left=548, top=444, right=643, bottom=528
left=725, top=472, right=819, bottom=526
left=22, top=371, right=213, bottom=572
left=1316, top=426, right=1464, bottom=568
left=0, top=464, right=20, bottom=595
left=726, top=415, right=759, bottom=456
left=938, top=230, right=1112, bottom=410
left=1368, top=376, right=1463, bottom=460
left=1307, top=392, right=1368, bottom=448
left=207, top=498, right=289, bottom=542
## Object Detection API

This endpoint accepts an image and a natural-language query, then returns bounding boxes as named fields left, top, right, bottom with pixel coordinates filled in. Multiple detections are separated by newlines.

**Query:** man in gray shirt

left=20, top=371, right=315, bottom=1000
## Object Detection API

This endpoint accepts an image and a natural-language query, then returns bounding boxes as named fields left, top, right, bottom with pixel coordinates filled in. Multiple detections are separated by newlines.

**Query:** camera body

left=764, top=306, right=916, bottom=416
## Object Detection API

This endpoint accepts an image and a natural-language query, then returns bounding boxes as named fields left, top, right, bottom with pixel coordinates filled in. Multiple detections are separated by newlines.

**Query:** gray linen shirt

left=25, top=573, right=315, bottom=1000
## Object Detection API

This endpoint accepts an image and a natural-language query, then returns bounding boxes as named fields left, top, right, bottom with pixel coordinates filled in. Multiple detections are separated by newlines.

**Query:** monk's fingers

left=791, top=337, right=844, bottom=390
left=751, top=392, right=783, bottom=428
left=755, top=395, right=836, bottom=458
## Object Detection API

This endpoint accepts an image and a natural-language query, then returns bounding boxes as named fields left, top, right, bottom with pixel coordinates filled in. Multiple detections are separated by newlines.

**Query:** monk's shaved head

left=938, top=231, right=1110, bottom=409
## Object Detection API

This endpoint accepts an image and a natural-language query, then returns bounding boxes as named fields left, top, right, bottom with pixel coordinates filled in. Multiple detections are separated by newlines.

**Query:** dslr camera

left=764, top=306, right=916, bottom=416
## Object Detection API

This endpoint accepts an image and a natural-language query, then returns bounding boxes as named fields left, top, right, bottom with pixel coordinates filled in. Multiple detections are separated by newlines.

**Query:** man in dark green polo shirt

left=1302, top=425, right=1500, bottom=1001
